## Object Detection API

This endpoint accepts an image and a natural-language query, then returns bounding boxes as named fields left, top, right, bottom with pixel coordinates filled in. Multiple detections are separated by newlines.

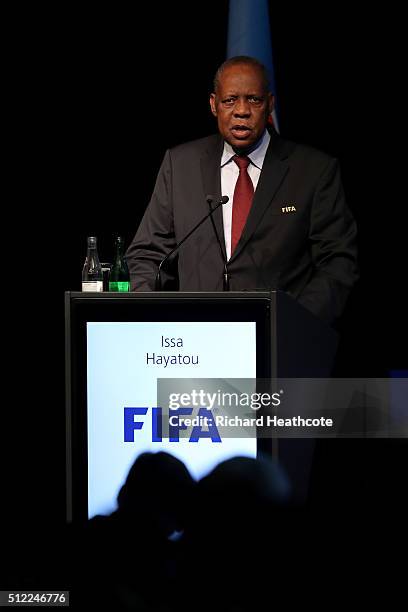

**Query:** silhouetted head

left=117, top=452, right=196, bottom=537
left=182, top=455, right=292, bottom=584
left=199, top=454, right=291, bottom=509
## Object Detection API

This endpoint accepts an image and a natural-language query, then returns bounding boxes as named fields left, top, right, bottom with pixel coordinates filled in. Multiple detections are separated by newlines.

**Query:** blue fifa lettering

left=152, top=407, right=162, bottom=442
left=190, top=408, right=221, bottom=442
left=169, top=408, right=193, bottom=442
left=124, top=407, right=148, bottom=442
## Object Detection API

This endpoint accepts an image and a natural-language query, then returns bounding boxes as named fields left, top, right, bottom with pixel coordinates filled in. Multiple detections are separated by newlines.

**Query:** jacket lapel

left=200, top=136, right=226, bottom=260
left=229, top=131, right=291, bottom=262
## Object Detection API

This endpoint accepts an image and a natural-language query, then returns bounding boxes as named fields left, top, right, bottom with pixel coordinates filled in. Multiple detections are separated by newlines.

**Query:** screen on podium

left=66, top=293, right=271, bottom=521
left=87, top=320, right=257, bottom=518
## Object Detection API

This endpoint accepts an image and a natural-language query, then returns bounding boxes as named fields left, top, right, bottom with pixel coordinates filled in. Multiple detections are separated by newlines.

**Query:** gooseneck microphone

left=155, top=195, right=229, bottom=291
left=206, top=195, right=230, bottom=291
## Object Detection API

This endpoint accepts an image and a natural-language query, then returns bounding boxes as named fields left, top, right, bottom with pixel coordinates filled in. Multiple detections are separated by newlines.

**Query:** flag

left=227, top=0, right=279, bottom=132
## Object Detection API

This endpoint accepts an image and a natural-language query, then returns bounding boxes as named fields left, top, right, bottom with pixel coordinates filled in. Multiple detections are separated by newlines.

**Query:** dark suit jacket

left=126, top=130, right=358, bottom=324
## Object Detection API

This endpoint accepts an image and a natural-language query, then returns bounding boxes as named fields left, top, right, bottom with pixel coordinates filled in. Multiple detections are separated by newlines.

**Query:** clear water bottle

left=82, top=236, right=103, bottom=292
left=109, top=236, right=130, bottom=292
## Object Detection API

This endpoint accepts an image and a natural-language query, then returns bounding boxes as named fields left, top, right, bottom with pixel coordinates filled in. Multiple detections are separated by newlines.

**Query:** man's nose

left=233, top=98, right=250, bottom=116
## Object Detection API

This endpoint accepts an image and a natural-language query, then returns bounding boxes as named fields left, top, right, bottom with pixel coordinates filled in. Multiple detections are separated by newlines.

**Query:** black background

left=5, top=2, right=407, bottom=560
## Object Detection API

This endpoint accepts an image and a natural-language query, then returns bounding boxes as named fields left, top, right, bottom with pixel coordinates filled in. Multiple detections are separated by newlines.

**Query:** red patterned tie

left=231, top=155, right=254, bottom=254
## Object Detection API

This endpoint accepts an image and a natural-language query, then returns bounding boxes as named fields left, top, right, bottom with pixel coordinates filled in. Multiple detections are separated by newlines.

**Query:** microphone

left=206, top=195, right=230, bottom=291
left=155, top=195, right=229, bottom=291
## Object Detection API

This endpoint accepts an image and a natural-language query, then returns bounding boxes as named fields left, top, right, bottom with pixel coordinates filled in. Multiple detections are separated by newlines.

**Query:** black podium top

left=66, top=290, right=337, bottom=378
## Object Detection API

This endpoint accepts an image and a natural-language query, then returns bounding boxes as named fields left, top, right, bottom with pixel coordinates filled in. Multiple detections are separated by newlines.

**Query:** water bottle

left=82, top=236, right=103, bottom=292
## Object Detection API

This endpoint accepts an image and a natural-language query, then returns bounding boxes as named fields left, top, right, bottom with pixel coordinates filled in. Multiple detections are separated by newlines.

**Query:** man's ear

left=268, top=93, right=275, bottom=114
left=210, top=93, right=217, bottom=117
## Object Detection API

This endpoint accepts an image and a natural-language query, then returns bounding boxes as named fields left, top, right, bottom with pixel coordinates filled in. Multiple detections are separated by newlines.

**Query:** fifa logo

left=123, top=407, right=221, bottom=443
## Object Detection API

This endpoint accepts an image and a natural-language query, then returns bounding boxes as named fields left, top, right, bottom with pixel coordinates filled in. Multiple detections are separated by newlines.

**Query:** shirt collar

left=221, top=129, right=271, bottom=169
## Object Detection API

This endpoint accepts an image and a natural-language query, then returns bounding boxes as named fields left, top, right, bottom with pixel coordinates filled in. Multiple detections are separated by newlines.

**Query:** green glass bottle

left=109, top=236, right=130, bottom=292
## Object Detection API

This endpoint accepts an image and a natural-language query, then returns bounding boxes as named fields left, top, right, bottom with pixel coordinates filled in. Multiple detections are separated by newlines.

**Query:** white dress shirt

left=220, top=129, right=271, bottom=260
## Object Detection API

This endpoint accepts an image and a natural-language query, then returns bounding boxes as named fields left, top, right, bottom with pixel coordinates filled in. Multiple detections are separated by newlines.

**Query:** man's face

left=210, top=63, right=274, bottom=151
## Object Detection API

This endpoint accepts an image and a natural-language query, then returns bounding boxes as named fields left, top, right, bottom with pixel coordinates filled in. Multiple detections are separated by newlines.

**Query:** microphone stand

left=155, top=196, right=229, bottom=291
left=206, top=196, right=230, bottom=291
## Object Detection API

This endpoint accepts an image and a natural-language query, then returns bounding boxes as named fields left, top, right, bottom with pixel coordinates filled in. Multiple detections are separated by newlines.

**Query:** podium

left=65, top=290, right=338, bottom=520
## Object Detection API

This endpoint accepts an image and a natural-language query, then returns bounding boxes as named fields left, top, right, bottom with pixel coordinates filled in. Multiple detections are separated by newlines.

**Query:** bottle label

left=82, top=281, right=103, bottom=292
left=109, top=281, right=130, bottom=292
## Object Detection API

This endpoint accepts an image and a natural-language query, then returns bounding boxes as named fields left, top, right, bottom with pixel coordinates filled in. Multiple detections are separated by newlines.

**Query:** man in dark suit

left=126, top=56, right=358, bottom=324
